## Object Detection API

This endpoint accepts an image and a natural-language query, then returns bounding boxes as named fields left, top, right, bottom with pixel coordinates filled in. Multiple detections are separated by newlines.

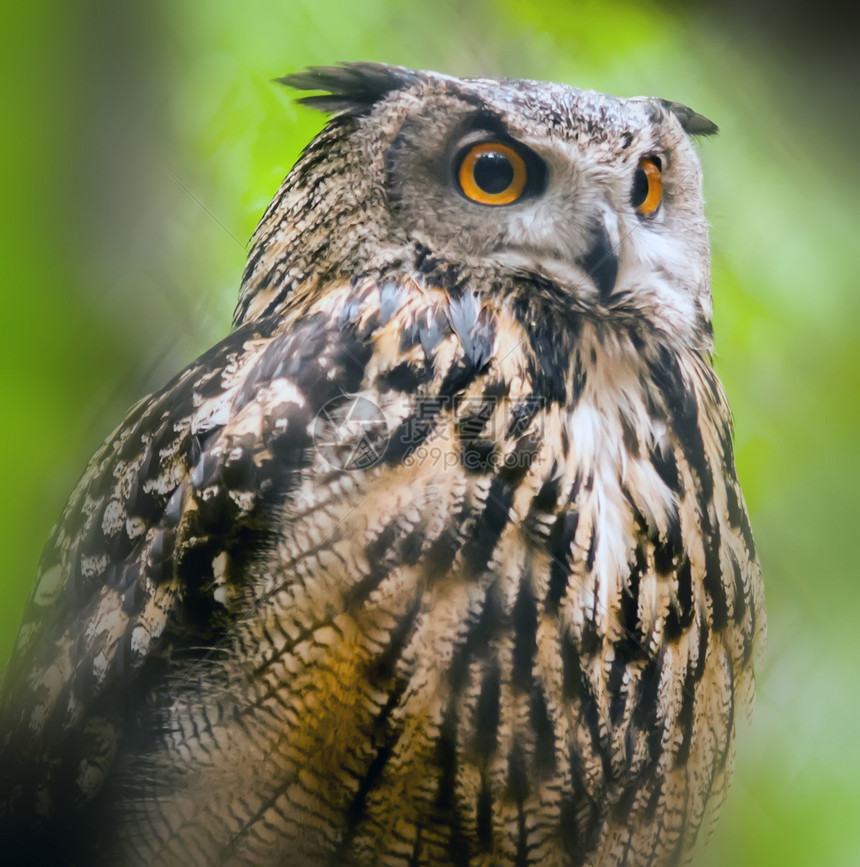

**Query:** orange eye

left=631, top=156, right=663, bottom=216
left=458, top=142, right=528, bottom=206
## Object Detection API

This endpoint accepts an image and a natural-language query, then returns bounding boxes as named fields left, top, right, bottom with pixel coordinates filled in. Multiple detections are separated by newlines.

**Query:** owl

left=0, top=64, right=765, bottom=866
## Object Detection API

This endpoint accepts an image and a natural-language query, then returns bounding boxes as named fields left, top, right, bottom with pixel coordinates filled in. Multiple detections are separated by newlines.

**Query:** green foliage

left=2, top=1, right=856, bottom=863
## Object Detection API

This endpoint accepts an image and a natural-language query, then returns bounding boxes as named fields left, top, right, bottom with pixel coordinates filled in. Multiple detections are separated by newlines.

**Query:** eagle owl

left=0, top=64, right=765, bottom=866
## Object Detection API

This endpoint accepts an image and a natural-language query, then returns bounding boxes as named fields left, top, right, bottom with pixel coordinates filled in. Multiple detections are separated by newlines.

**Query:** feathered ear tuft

left=658, top=99, right=719, bottom=136
left=276, top=62, right=423, bottom=118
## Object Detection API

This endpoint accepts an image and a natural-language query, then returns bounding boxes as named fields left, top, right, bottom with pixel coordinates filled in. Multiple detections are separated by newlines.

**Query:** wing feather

left=0, top=301, right=379, bottom=813
left=0, top=276, right=500, bottom=837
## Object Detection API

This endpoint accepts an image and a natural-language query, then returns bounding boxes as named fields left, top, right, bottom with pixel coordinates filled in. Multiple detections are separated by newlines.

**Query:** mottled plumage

left=0, top=64, right=764, bottom=866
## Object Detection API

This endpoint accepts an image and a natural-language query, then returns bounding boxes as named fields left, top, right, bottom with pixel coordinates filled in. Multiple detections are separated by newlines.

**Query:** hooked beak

left=577, top=207, right=620, bottom=301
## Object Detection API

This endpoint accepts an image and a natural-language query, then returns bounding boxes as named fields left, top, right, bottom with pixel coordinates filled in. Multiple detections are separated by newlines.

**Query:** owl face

left=242, top=66, right=717, bottom=346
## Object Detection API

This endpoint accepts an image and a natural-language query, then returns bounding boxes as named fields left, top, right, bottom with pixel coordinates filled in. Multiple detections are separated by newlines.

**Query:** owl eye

left=457, top=142, right=528, bottom=206
left=631, top=156, right=663, bottom=216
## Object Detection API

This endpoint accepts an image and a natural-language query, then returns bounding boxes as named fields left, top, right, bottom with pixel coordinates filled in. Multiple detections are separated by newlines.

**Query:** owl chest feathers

left=131, top=276, right=762, bottom=864
left=286, top=275, right=709, bottom=631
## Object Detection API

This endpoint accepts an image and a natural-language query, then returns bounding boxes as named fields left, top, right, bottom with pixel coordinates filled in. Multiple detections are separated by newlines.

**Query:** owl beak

left=578, top=210, right=620, bottom=301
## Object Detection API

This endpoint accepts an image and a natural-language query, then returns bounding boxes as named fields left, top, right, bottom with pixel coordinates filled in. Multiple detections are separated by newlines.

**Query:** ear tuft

left=276, top=63, right=423, bottom=118
left=658, top=99, right=719, bottom=136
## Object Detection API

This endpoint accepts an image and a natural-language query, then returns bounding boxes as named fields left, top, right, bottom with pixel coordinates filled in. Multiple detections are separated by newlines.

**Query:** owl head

left=237, top=63, right=718, bottom=349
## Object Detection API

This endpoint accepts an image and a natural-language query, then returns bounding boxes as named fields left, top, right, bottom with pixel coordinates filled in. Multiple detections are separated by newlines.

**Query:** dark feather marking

left=560, top=421, right=571, bottom=457
left=730, top=552, right=747, bottom=625
left=702, top=521, right=728, bottom=632
left=438, top=357, right=485, bottom=401
left=718, top=418, right=735, bottom=468
left=545, top=511, right=578, bottom=615
left=459, top=441, right=498, bottom=476
left=457, top=388, right=507, bottom=477
left=499, top=432, right=541, bottom=486
left=413, top=244, right=470, bottom=296
left=451, top=582, right=503, bottom=693
left=241, top=242, right=266, bottom=286
left=559, top=794, right=583, bottom=865
left=649, top=444, right=680, bottom=494
left=508, top=736, right=529, bottom=867
left=525, top=473, right=562, bottom=539
left=580, top=576, right=601, bottom=656
left=618, top=543, right=646, bottom=648
left=530, top=687, right=556, bottom=776
left=665, top=555, right=694, bottom=640
left=567, top=746, right=604, bottom=865
left=628, top=324, right=646, bottom=352
left=677, top=557, right=695, bottom=630
left=562, top=631, right=610, bottom=782
left=664, top=505, right=683, bottom=562
left=408, top=825, right=424, bottom=867
left=423, top=527, right=463, bottom=580
left=345, top=523, right=401, bottom=610
left=631, top=655, right=665, bottom=774
left=398, top=526, right=426, bottom=568
left=521, top=307, right=571, bottom=404
left=723, top=482, right=743, bottom=531
left=673, top=664, right=698, bottom=767
left=653, top=510, right=682, bottom=576
left=650, top=347, right=713, bottom=505
left=474, top=660, right=501, bottom=766
left=383, top=411, right=437, bottom=465
left=726, top=480, right=757, bottom=558
left=607, top=647, right=629, bottom=728
left=620, top=413, right=640, bottom=458
left=476, top=770, right=493, bottom=850
left=511, top=569, right=538, bottom=692
left=610, top=549, right=649, bottom=722
left=561, top=630, right=583, bottom=703
left=739, top=507, right=757, bottom=559
left=437, top=703, right=470, bottom=867
left=337, top=287, right=369, bottom=332
left=692, top=616, right=710, bottom=682
left=571, top=359, right=587, bottom=404
left=378, top=361, right=421, bottom=393
left=584, top=526, right=598, bottom=573
left=463, top=476, right=514, bottom=578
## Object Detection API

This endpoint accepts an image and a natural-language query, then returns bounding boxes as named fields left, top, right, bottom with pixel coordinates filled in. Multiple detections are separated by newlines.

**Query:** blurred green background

left=2, top=1, right=857, bottom=864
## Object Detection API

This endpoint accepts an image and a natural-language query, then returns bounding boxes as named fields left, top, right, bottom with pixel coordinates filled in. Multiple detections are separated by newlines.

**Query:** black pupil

left=631, top=167, right=649, bottom=208
left=473, top=151, right=514, bottom=194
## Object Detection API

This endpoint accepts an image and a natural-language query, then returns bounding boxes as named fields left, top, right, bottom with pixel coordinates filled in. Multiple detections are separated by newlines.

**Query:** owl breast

left=109, top=277, right=758, bottom=867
